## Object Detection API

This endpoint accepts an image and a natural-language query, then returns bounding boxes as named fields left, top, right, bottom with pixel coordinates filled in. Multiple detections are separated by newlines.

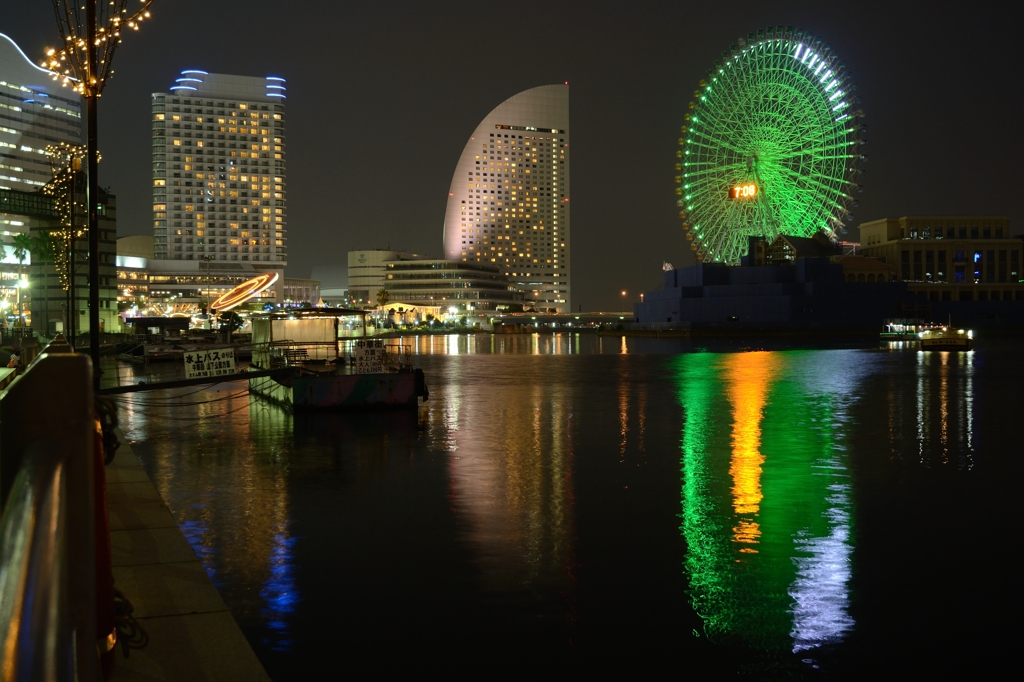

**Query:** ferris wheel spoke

left=691, top=128, right=748, bottom=155
left=773, top=142, right=853, bottom=161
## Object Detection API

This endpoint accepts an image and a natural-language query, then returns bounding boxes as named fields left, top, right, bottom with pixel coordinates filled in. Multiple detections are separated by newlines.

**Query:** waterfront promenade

left=0, top=336, right=268, bottom=681
left=107, top=430, right=270, bottom=681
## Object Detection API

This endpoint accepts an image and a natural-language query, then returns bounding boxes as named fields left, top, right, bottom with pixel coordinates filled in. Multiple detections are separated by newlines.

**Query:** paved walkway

left=106, top=430, right=271, bottom=681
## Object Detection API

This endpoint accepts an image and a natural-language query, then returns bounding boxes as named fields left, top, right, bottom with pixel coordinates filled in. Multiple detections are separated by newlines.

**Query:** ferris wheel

left=676, top=26, right=866, bottom=264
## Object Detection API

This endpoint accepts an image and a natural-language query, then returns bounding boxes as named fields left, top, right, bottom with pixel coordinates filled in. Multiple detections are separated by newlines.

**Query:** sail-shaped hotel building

left=442, top=85, right=570, bottom=312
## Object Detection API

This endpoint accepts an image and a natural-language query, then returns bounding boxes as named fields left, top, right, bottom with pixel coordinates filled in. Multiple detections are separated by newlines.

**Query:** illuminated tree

left=42, top=142, right=92, bottom=339
left=676, top=26, right=866, bottom=264
left=43, top=0, right=153, bottom=389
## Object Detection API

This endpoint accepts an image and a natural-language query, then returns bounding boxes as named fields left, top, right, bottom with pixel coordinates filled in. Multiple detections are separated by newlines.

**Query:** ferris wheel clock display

left=676, top=26, right=866, bottom=264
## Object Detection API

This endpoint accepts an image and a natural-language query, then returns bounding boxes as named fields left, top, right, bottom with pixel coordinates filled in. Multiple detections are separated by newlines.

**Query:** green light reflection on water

left=675, top=350, right=856, bottom=654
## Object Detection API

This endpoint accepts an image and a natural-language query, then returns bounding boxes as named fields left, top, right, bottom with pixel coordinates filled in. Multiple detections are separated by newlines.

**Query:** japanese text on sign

left=184, top=347, right=236, bottom=379
left=354, top=339, right=385, bottom=374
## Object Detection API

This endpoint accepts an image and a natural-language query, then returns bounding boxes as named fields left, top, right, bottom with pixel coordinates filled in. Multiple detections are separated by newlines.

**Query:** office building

left=151, top=70, right=287, bottom=284
left=442, top=85, right=570, bottom=312
left=859, top=216, right=1024, bottom=301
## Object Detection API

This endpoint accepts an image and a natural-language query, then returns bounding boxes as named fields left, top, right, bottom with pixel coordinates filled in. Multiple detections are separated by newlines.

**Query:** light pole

left=46, top=0, right=153, bottom=392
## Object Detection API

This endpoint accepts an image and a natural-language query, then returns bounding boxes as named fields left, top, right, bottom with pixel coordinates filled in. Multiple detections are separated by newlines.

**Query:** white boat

left=919, top=323, right=973, bottom=351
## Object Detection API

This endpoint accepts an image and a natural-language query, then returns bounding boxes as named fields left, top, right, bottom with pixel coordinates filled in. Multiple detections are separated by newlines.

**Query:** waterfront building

left=384, top=260, right=524, bottom=313
left=749, top=233, right=893, bottom=283
left=115, top=236, right=151, bottom=309
left=765, top=233, right=842, bottom=264
left=150, top=70, right=287, bottom=289
left=858, top=216, right=1024, bottom=301
left=347, top=249, right=426, bottom=306
left=282, top=278, right=320, bottom=306
left=0, top=33, right=82, bottom=196
left=1, top=32, right=84, bottom=328
left=24, top=188, right=117, bottom=335
left=636, top=218, right=1024, bottom=330
left=442, top=85, right=570, bottom=313
left=145, top=259, right=277, bottom=311
left=832, top=254, right=895, bottom=283
left=634, top=259, right=913, bottom=329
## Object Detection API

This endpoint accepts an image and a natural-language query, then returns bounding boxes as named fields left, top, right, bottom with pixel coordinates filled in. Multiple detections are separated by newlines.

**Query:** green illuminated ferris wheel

left=676, top=26, right=866, bottom=264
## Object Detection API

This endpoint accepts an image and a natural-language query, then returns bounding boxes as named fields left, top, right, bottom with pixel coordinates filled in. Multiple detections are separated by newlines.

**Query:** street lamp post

left=46, top=0, right=153, bottom=393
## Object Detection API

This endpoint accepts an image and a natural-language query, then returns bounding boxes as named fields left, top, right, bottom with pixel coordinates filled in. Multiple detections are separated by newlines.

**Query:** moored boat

left=919, top=323, right=973, bottom=351
left=880, top=318, right=935, bottom=343
left=247, top=308, right=428, bottom=411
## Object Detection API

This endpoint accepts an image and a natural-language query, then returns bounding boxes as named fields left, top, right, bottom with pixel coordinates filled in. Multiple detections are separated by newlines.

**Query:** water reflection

left=725, top=353, right=777, bottom=549
left=675, top=351, right=857, bottom=655
left=403, top=332, right=583, bottom=355
left=916, top=351, right=975, bottom=468
left=422, top=357, right=577, bottom=623
left=117, top=388, right=299, bottom=652
left=882, top=350, right=976, bottom=468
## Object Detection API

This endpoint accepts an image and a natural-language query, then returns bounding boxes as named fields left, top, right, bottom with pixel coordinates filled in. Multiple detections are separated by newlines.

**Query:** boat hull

left=920, top=338, right=973, bottom=351
left=249, top=371, right=420, bottom=411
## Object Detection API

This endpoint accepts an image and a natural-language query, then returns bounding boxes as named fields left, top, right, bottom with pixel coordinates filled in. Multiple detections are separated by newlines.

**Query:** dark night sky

left=4, top=1, right=1021, bottom=311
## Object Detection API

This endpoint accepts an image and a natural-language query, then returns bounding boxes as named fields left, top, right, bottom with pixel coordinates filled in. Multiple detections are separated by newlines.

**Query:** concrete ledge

left=112, top=611, right=270, bottom=682
left=111, top=527, right=200, bottom=567
left=111, top=562, right=228, bottom=619
left=109, top=430, right=270, bottom=681
left=108, top=501, right=178, bottom=533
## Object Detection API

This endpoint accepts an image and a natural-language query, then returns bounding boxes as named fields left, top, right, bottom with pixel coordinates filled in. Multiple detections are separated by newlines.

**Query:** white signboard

left=354, top=339, right=385, bottom=374
left=184, top=347, right=236, bottom=379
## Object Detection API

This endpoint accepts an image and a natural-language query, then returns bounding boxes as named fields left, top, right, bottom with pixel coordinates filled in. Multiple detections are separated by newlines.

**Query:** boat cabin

left=250, top=309, right=411, bottom=372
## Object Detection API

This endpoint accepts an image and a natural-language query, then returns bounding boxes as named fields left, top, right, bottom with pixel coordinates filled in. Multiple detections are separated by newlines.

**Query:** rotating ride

left=676, top=26, right=866, bottom=264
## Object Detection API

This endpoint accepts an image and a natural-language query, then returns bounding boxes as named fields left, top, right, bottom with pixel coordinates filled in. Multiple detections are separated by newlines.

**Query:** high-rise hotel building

left=442, top=85, right=570, bottom=312
left=151, top=71, right=286, bottom=266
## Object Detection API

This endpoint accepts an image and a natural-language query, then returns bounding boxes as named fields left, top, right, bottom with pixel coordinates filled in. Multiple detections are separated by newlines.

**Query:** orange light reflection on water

left=724, top=352, right=779, bottom=551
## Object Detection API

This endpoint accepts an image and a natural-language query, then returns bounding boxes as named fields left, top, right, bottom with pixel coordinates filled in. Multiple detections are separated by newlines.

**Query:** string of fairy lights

left=42, top=142, right=94, bottom=292
left=42, top=1, right=153, bottom=95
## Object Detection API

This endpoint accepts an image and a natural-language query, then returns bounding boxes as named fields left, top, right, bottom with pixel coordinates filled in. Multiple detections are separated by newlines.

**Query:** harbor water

left=109, top=335, right=1022, bottom=677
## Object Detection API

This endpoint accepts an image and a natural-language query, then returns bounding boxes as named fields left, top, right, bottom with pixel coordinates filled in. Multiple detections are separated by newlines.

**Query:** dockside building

left=858, top=216, right=1023, bottom=302
left=384, top=260, right=523, bottom=312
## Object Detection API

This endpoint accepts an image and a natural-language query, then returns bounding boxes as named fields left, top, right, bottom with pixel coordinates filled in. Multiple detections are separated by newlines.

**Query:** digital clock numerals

left=729, top=183, right=758, bottom=199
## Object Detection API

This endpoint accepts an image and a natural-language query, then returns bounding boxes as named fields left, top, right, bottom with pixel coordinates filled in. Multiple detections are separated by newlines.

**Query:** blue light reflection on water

left=260, top=524, right=298, bottom=651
